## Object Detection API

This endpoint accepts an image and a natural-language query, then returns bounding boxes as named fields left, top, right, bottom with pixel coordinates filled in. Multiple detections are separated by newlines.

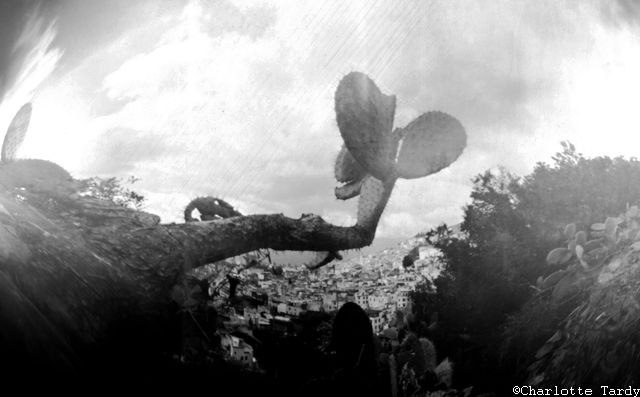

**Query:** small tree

left=412, top=142, right=640, bottom=392
left=78, top=176, right=145, bottom=209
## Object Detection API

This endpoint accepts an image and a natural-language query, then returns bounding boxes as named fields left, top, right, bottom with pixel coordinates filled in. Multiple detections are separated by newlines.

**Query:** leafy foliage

left=516, top=141, right=640, bottom=235
left=410, top=142, right=640, bottom=392
left=526, top=203, right=640, bottom=385
left=78, top=175, right=145, bottom=209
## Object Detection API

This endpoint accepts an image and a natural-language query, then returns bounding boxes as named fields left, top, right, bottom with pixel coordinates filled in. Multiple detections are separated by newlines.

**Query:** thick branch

left=130, top=177, right=397, bottom=270
left=138, top=213, right=377, bottom=269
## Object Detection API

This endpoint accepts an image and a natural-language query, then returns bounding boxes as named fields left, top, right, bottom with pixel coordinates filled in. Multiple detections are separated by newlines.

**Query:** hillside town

left=202, top=237, right=444, bottom=367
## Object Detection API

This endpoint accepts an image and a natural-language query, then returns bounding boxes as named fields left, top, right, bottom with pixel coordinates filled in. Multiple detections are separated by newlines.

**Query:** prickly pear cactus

left=335, top=72, right=398, bottom=181
left=396, top=111, right=467, bottom=179
left=357, top=176, right=391, bottom=229
left=334, top=144, right=366, bottom=184
left=333, top=71, right=467, bottom=229
left=1, top=102, right=31, bottom=163
left=526, top=207, right=640, bottom=386
left=184, top=196, right=243, bottom=222
left=0, top=103, right=74, bottom=193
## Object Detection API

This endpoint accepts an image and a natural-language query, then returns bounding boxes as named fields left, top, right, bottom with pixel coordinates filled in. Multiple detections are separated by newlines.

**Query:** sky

left=1, top=0, right=640, bottom=253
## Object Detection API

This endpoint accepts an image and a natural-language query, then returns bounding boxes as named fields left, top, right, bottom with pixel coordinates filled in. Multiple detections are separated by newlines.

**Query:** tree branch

left=139, top=213, right=377, bottom=269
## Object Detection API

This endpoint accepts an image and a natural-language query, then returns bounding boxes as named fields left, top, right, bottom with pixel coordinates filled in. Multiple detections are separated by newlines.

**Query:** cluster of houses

left=215, top=237, right=443, bottom=366
left=220, top=334, right=255, bottom=366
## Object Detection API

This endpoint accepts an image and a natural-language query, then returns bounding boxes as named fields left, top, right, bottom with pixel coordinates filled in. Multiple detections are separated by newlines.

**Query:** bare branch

left=142, top=212, right=379, bottom=269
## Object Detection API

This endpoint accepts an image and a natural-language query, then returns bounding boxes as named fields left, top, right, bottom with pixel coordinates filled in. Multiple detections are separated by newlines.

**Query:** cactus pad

left=2, top=103, right=32, bottom=163
left=396, top=111, right=466, bottom=179
left=334, top=144, right=367, bottom=184
left=335, top=177, right=365, bottom=200
left=335, top=72, right=397, bottom=181
left=184, top=197, right=243, bottom=222
left=357, top=176, right=389, bottom=228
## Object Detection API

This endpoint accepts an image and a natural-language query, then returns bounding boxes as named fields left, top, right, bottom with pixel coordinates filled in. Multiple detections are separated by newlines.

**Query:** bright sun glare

left=564, top=26, right=640, bottom=159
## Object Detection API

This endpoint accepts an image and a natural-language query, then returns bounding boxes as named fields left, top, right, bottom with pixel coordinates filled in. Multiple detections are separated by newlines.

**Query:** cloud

left=0, top=3, right=62, bottom=142
left=87, top=128, right=175, bottom=175
left=600, top=0, right=640, bottom=30
left=14, top=0, right=640, bottom=244
left=0, top=1, right=51, bottom=99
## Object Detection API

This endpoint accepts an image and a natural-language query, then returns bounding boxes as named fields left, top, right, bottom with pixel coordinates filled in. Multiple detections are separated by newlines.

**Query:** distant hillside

left=333, top=235, right=428, bottom=265
left=268, top=235, right=406, bottom=266
left=268, top=231, right=447, bottom=284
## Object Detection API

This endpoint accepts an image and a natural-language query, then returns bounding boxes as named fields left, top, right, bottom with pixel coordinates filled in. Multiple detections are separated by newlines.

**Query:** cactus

left=184, top=196, right=243, bottom=221
left=0, top=103, right=75, bottom=194
left=396, top=111, right=466, bottom=179
left=546, top=247, right=573, bottom=266
left=333, top=72, right=467, bottom=230
left=334, top=144, right=367, bottom=184
left=528, top=206, right=640, bottom=385
left=1, top=102, right=31, bottom=163
left=564, top=223, right=576, bottom=240
left=335, top=177, right=365, bottom=200
left=334, top=143, right=368, bottom=200
left=356, top=176, right=389, bottom=229
left=335, top=72, right=398, bottom=181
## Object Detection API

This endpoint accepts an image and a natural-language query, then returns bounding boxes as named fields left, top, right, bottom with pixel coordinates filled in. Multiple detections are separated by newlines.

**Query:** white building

left=220, top=335, right=254, bottom=367
left=368, top=293, right=387, bottom=310
left=286, top=300, right=305, bottom=317
left=243, top=307, right=260, bottom=325
left=306, top=300, right=322, bottom=312
left=368, top=310, right=385, bottom=334
left=395, top=288, right=411, bottom=309
left=418, top=246, right=441, bottom=260
left=277, top=302, right=288, bottom=315
left=322, top=292, right=338, bottom=311
left=355, top=289, right=369, bottom=309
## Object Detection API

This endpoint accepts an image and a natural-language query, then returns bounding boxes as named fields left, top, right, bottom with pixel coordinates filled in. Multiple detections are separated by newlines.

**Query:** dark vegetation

left=411, top=142, right=640, bottom=394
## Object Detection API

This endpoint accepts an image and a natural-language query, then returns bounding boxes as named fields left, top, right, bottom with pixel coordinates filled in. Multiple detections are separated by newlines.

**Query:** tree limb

left=139, top=211, right=378, bottom=269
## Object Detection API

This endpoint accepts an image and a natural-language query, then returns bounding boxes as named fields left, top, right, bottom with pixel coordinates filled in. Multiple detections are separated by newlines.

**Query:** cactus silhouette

left=333, top=71, right=466, bottom=230
left=0, top=102, right=74, bottom=193
left=184, top=196, right=243, bottom=221
left=1, top=102, right=31, bottom=163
